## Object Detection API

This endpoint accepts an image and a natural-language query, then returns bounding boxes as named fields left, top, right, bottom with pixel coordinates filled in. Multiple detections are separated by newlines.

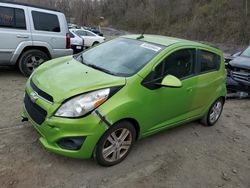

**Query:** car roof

left=123, top=34, right=221, bottom=52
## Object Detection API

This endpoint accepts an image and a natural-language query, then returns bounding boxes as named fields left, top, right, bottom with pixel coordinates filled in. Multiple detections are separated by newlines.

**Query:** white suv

left=0, top=1, right=73, bottom=76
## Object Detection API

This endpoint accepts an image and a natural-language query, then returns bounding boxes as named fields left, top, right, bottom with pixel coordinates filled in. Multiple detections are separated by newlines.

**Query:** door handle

left=16, top=35, right=29, bottom=39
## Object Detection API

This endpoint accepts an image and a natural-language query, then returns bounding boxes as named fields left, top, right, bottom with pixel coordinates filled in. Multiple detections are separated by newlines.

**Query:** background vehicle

left=68, top=23, right=79, bottom=29
left=70, top=28, right=105, bottom=47
left=226, top=46, right=250, bottom=95
left=22, top=35, right=226, bottom=166
left=69, top=31, right=84, bottom=54
left=85, top=26, right=103, bottom=36
left=0, top=1, right=72, bottom=76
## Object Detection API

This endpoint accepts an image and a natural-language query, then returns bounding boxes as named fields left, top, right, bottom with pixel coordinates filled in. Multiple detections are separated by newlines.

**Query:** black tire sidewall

left=95, top=121, right=136, bottom=167
left=18, top=50, right=49, bottom=76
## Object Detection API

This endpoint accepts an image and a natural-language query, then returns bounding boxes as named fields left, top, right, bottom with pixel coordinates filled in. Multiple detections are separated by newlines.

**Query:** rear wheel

left=201, top=98, right=224, bottom=126
left=18, top=49, right=49, bottom=76
left=94, top=121, right=136, bottom=166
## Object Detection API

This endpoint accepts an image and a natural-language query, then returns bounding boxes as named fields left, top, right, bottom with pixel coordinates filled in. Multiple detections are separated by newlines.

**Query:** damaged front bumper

left=22, top=108, right=108, bottom=159
left=226, top=75, right=250, bottom=93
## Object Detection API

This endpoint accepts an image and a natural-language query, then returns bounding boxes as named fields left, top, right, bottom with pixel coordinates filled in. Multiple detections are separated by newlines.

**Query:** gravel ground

left=0, top=67, right=250, bottom=188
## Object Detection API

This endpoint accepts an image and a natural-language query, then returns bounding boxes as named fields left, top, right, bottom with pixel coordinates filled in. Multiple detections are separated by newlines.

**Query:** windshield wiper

left=78, top=54, right=118, bottom=76
left=78, top=54, right=87, bottom=65
left=87, top=64, right=118, bottom=76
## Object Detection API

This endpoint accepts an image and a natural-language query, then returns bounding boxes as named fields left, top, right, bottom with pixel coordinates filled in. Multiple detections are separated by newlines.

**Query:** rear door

left=193, top=49, right=222, bottom=110
left=0, top=4, right=30, bottom=65
left=29, top=8, right=66, bottom=51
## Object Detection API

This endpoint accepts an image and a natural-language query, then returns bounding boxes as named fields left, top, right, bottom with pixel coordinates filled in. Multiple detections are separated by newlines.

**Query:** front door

left=139, top=48, right=199, bottom=135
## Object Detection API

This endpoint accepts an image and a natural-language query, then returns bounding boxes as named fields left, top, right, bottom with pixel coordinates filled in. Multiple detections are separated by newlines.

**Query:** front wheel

left=94, top=121, right=136, bottom=166
left=201, top=98, right=224, bottom=126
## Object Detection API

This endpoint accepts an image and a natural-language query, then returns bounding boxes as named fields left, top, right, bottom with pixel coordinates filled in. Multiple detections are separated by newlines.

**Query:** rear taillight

left=66, top=33, right=71, bottom=49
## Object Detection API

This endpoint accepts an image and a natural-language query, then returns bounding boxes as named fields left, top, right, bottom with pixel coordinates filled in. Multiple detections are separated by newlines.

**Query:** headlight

left=55, top=88, right=110, bottom=118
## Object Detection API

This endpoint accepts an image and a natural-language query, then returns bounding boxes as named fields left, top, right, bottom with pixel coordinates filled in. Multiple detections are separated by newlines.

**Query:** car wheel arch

left=92, top=41, right=100, bottom=46
left=98, top=117, right=140, bottom=141
left=113, top=118, right=140, bottom=140
left=16, top=46, right=51, bottom=65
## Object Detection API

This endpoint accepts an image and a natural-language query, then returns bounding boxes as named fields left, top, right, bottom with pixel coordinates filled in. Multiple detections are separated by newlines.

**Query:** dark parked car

left=86, top=27, right=103, bottom=36
left=226, top=46, right=250, bottom=95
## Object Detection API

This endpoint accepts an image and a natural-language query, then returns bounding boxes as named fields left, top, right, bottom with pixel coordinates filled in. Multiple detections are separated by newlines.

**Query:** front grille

left=232, top=70, right=250, bottom=85
left=24, top=93, right=47, bottom=125
left=30, top=79, right=54, bottom=103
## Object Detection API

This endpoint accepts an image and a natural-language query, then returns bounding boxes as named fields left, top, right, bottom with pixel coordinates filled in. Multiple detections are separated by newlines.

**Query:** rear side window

left=32, top=11, right=60, bottom=32
left=0, top=6, right=26, bottom=29
left=199, top=50, right=220, bottom=73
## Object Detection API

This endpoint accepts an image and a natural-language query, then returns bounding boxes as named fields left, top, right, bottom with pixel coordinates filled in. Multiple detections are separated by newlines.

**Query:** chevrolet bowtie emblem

left=30, top=92, right=38, bottom=103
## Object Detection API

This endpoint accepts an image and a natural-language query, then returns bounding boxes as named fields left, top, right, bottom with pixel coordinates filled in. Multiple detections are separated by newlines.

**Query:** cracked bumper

left=22, top=108, right=107, bottom=159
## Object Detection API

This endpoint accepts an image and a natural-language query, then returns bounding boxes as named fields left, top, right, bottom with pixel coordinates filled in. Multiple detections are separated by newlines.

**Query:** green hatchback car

left=22, top=35, right=226, bottom=166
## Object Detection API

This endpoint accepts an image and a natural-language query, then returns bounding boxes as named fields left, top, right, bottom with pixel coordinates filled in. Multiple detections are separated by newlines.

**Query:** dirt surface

left=0, top=67, right=250, bottom=188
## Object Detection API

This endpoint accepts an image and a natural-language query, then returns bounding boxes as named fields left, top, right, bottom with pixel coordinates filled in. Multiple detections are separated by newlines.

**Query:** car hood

left=31, top=56, right=126, bottom=103
left=229, top=56, right=250, bottom=70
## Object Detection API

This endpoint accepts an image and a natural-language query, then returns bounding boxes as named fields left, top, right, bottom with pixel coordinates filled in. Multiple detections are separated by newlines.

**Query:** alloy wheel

left=102, top=128, right=132, bottom=163
left=209, top=100, right=222, bottom=124
left=26, top=55, right=44, bottom=72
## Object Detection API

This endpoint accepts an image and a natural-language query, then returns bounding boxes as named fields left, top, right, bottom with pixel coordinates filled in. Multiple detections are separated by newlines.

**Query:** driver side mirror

left=161, top=75, right=182, bottom=88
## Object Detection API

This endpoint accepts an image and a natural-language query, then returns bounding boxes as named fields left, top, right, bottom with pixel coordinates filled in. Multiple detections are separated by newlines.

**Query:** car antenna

left=136, top=23, right=150, bottom=40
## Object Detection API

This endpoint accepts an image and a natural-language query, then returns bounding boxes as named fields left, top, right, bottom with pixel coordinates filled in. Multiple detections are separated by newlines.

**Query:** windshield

left=76, top=38, right=164, bottom=76
left=240, top=46, right=250, bottom=57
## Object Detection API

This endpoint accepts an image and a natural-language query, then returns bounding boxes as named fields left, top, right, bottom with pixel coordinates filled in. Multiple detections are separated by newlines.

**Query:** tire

left=18, top=49, right=49, bottom=77
left=92, top=41, right=99, bottom=46
left=94, top=121, right=136, bottom=166
left=201, top=98, right=224, bottom=126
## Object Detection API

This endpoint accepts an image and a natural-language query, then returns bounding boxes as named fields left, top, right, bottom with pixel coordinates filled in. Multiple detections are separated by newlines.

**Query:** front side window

left=32, top=11, right=60, bottom=32
left=0, top=6, right=26, bottom=29
left=199, top=50, right=220, bottom=73
left=155, top=49, right=196, bottom=80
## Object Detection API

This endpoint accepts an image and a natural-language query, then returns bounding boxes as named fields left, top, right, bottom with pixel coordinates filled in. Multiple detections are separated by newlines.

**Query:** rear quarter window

left=199, top=50, right=220, bottom=73
left=0, top=6, right=26, bottom=29
left=32, top=11, right=60, bottom=32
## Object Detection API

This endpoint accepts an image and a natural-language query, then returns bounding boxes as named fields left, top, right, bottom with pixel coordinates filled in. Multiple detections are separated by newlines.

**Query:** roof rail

left=0, top=0, right=61, bottom=12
